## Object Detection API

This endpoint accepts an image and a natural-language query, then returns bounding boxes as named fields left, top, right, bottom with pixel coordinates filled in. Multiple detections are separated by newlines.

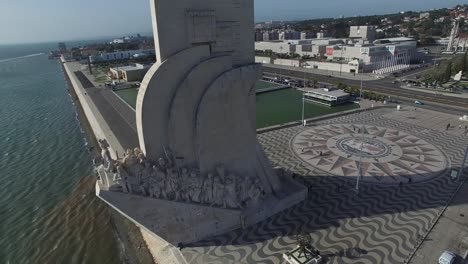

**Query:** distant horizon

left=0, top=0, right=465, bottom=45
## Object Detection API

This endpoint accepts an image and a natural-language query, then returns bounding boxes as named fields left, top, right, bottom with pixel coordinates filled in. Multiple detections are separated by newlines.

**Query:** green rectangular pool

left=114, top=84, right=358, bottom=129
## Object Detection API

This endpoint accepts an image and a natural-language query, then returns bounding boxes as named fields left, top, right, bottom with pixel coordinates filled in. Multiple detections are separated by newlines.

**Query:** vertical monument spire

left=136, top=0, right=283, bottom=194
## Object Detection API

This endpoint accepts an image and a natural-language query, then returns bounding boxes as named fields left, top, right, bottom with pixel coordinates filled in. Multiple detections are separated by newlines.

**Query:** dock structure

left=301, top=88, right=351, bottom=106
left=256, top=85, right=291, bottom=94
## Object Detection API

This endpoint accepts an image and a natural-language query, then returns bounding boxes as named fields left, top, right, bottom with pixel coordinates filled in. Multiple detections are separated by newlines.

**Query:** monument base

left=96, top=169, right=307, bottom=246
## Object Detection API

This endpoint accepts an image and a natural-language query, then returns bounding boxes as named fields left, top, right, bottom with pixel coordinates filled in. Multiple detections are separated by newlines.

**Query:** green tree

left=463, top=52, right=468, bottom=73
left=445, top=61, right=453, bottom=82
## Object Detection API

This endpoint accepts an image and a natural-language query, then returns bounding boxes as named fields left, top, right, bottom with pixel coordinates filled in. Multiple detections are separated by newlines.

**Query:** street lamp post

left=355, top=77, right=364, bottom=193
left=302, top=72, right=306, bottom=126
left=302, top=91, right=305, bottom=126
left=339, top=47, right=344, bottom=76
left=433, top=47, right=441, bottom=70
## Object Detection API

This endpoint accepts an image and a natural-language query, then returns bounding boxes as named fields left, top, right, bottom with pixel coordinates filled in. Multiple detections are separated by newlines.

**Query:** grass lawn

left=95, top=76, right=108, bottom=83
left=114, top=88, right=138, bottom=108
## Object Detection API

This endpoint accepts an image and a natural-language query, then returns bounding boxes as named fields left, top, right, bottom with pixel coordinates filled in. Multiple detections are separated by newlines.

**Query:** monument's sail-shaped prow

left=96, top=0, right=306, bottom=250
left=136, top=0, right=281, bottom=194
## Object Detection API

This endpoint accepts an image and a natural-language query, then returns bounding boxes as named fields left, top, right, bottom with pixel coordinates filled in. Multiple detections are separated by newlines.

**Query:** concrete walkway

left=64, top=62, right=138, bottom=156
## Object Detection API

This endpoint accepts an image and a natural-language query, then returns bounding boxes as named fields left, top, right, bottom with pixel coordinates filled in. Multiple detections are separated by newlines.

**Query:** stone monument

left=96, top=0, right=307, bottom=250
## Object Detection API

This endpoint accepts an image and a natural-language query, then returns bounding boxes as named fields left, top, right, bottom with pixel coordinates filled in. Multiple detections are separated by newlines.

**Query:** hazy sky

left=0, top=0, right=466, bottom=44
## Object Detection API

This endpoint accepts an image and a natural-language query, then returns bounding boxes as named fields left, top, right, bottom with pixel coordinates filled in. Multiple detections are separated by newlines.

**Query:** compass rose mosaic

left=291, top=124, right=448, bottom=183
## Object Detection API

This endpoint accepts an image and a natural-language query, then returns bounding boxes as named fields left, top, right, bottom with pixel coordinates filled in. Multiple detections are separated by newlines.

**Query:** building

left=279, top=31, right=301, bottom=40
left=317, top=32, right=326, bottom=39
left=254, top=31, right=264, bottom=42
left=255, top=38, right=344, bottom=57
left=420, top=12, right=430, bottom=20
left=262, top=31, right=279, bottom=41
left=325, top=38, right=420, bottom=73
left=349, top=26, right=377, bottom=42
left=89, top=49, right=155, bottom=63
left=255, top=41, right=297, bottom=54
left=304, top=88, right=351, bottom=106
left=300, top=32, right=315, bottom=40
left=303, top=60, right=362, bottom=74
left=58, top=42, right=67, bottom=53
left=111, top=38, right=126, bottom=44
left=295, top=44, right=327, bottom=57
left=109, top=63, right=152, bottom=82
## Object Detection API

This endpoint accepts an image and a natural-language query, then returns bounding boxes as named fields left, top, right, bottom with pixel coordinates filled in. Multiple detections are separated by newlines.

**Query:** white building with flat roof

left=325, top=40, right=420, bottom=73
left=89, top=49, right=155, bottom=63
left=255, top=42, right=297, bottom=54
left=109, top=63, right=152, bottom=82
left=349, top=26, right=377, bottom=42
left=304, top=88, right=351, bottom=106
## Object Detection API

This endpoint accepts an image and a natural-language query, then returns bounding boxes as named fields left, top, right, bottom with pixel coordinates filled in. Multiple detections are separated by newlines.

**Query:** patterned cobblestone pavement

left=181, top=108, right=466, bottom=264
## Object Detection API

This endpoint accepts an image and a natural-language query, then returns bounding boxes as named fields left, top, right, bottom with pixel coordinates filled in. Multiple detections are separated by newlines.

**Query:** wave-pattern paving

left=181, top=109, right=463, bottom=263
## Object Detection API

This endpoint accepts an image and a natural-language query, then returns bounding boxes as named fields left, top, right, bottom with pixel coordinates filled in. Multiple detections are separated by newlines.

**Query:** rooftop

left=112, top=64, right=152, bottom=72
left=306, top=88, right=349, bottom=98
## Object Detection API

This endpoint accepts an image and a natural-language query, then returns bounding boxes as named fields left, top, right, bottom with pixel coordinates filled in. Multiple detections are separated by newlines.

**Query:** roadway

left=73, top=70, right=139, bottom=150
left=262, top=65, right=468, bottom=112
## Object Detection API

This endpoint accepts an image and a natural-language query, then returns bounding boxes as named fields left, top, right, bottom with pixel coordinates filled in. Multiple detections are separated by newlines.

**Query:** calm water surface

left=0, top=43, right=123, bottom=264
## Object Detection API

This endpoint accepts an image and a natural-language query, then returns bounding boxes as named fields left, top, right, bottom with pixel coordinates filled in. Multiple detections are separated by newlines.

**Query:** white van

left=438, top=251, right=456, bottom=264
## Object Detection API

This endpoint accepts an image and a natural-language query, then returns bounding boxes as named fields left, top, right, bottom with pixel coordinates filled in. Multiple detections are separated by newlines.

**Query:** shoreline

left=61, top=62, right=155, bottom=264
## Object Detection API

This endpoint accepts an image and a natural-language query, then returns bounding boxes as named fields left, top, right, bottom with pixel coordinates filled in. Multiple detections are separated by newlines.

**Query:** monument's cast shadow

left=185, top=166, right=467, bottom=261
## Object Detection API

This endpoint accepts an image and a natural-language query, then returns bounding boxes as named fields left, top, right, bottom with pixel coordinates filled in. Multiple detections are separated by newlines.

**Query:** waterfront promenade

left=63, top=62, right=138, bottom=158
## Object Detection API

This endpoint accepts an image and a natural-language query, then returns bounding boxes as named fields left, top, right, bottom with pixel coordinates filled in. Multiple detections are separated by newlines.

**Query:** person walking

left=446, top=123, right=451, bottom=130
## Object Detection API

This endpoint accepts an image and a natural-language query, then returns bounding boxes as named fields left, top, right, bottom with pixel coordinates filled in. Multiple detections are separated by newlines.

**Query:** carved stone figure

left=223, top=174, right=240, bottom=208
left=211, top=175, right=224, bottom=207
left=187, top=171, right=202, bottom=203
left=239, top=176, right=252, bottom=203
left=247, top=179, right=263, bottom=206
left=216, top=166, right=226, bottom=181
left=102, top=149, right=112, bottom=170
left=123, top=149, right=138, bottom=168
left=134, top=147, right=143, bottom=158
left=116, top=164, right=130, bottom=193
left=139, top=161, right=153, bottom=196
left=201, top=174, right=214, bottom=204
left=165, top=168, right=180, bottom=201
left=149, top=165, right=166, bottom=199
left=180, top=168, right=191, bottom=201
left=141, top=161, right=155, bottom=181
left=158, top=157, right=168, bottom=170
left=98, top=139, right=110, bottom=150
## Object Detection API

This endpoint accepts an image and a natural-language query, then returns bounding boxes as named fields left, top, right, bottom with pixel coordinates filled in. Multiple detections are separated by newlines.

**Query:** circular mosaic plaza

left=291, top=124, right=448, bottom=184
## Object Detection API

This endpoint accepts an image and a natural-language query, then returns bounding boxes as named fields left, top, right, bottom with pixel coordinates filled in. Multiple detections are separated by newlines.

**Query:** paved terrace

left=181, top=108, right=468, bottom=264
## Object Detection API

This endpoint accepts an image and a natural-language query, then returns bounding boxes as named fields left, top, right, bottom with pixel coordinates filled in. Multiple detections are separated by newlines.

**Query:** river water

left=0, top=43, right=123, bottom=264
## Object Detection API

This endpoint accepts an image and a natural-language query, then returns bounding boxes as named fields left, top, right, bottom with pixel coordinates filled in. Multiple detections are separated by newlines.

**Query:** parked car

left=438, top=250, right=456, bottom=264
left=415, top=100, right=424, bottom=105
